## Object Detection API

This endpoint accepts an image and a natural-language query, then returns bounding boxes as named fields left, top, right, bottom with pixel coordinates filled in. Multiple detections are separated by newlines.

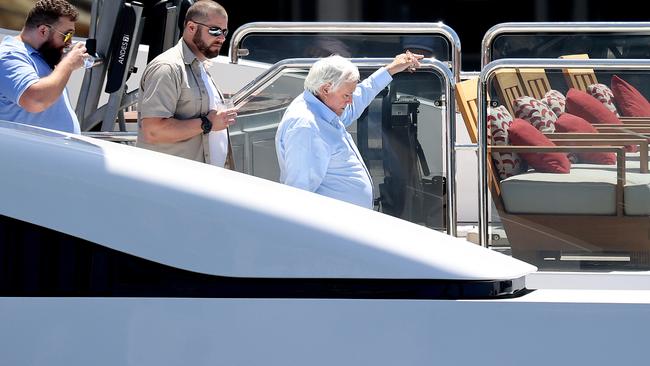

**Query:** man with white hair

left=275, top=52, right=423, bottom=208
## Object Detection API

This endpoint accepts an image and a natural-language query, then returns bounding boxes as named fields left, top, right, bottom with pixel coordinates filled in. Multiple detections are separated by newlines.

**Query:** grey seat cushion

left=500, top=152, right=650, bottom=215
left=500, top=168, right=618, bottom=215
left=625, top=173, right=650, bottom=215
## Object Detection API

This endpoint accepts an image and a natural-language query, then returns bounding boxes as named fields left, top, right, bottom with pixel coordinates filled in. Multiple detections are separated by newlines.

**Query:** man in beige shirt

left=137, top=0, right=236, bottom=168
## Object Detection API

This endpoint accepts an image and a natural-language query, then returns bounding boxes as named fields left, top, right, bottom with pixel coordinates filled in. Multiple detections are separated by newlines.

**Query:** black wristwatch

left=200, top=115, right=212, bottom=134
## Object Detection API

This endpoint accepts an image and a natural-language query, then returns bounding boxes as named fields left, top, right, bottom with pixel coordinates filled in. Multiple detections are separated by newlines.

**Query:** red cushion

left=555, top=113, right=616, bottom=165
left=566, top=88, right=622, bottom=124
left=508, top=119, right=571, bottom=173
left=610, top=75, right=650, bottom=117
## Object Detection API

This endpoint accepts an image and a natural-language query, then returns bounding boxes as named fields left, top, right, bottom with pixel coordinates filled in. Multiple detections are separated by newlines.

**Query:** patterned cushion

left=487, top=106, right=525, bottom=180
left=513, top=96, right=557, bottom=133
left=587, top=83, right=620, bottom=117
left=540, top=91, right=573, bottom=168
left=541, top=89, right=566, bottom=118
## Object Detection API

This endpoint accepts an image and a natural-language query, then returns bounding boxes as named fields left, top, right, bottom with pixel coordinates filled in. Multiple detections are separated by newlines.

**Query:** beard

left=38, top=39, right=64, bottom=69
left=192, top=30, right=221, bottom=59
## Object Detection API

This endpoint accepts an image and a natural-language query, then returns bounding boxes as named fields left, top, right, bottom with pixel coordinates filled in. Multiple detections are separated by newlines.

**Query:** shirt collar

left=178, top=38, right=200, bottom=65
left=4, top=35, right=38, bottom=56
left=25, top=43, right=39, bottom=56
left=303, top=90, right=340, bottom=127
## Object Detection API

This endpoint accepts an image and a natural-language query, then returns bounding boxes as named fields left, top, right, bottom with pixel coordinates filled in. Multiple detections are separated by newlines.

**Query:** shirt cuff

left=373, top=67, right=394, bottom=87
left=15, top=78, right=39, bottom=108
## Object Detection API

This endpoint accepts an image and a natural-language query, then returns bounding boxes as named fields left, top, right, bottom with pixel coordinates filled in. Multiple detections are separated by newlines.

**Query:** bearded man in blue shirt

left=0, top=0, right=87, bottom=133
left=276, top=52, right=423, bottom=208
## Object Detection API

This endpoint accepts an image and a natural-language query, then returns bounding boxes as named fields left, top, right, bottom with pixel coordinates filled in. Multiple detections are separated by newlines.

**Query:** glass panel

left=233, top=66, right=447, bottom=231
left=484, top=66, right=650, bottom=271
left=358, top=70, right=446, bottom=230
left=239, top=34, right=450, bottom=64
left=230, top=70, right=304, bottom=181
left=492, top=33, right=650, bottom=61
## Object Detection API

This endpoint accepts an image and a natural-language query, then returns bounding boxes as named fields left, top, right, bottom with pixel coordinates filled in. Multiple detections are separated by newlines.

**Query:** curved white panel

left=0, top=122, right=536, bottom=280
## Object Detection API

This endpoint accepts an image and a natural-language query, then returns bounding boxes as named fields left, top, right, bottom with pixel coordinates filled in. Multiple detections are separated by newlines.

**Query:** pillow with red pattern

left=513, top=96, right=557, bottom=132
left=554, top=113, right=616, bottom=165
left=541, top=89, right=566, bottom=118
left=565, top=88, right=622, bottom=124
left=587, top=83, right=619, bottom=117
left=487, top=106, right=526, bottom=179
left=508, top=118, right=571, bottom=173
left=610, top=75, right=650, bottom=117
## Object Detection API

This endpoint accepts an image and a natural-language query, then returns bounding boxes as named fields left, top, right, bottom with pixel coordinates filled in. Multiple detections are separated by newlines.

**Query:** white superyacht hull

left=1, top=293, right=648, bottom=366
left=3, top=11, right=650, bottom=364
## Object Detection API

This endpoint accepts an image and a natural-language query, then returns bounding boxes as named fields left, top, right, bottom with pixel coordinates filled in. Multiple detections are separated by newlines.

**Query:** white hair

left=304, top=55, right=360, bottom=95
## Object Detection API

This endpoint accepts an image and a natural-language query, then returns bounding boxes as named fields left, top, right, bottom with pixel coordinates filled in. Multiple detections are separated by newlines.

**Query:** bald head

left=184, top=0, right=227, bottom=28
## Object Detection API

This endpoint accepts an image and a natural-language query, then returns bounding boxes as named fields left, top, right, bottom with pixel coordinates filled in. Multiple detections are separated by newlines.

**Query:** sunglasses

left=45, top=24, right=74, bottom=43
left=191, top=20, right=228, bottom=37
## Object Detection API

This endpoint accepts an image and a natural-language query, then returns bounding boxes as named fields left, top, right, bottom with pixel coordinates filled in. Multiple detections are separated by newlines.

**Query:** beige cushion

left=625, top=173, right=650, bottom=215
left=500, top=168, right=617, bottom=215
left=501, top=160, right=650, bottom=215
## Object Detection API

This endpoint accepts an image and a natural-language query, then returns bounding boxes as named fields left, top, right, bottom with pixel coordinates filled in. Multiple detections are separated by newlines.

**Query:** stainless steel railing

left=231, top=57, right=458, bottom=236
left=481, top=22, right=650, bottom=67
left=229, top=22, right=462, bottom=82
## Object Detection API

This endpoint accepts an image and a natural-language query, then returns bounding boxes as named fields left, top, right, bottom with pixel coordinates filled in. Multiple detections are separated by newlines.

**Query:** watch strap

left=200, top=115, right=212, bottom=134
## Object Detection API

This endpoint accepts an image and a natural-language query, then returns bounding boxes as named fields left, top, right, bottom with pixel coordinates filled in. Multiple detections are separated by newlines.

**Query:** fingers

left=60, top=44, right=88, bottom=70
left=68, top=42, right=87, bottom=55
left=223, top=110, right=237, bottom=126
left=208, top=109, right=237, bottom=130
left=400, top=50, right=423, bottom=73
left=404, top=50, right=424, bottom=64
left=405, top=50, right=425, bottom=60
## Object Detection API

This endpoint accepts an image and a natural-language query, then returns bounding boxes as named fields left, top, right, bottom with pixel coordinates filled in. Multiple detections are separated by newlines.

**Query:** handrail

left=477, top=58, right=650, bottom=247
left=82, top=131, right=137, bottom=144
left=481, top=22, right=650, bottom=67
left=232, top=57, right=458, bottom=236
left=228, top=22, right=462, bottom=81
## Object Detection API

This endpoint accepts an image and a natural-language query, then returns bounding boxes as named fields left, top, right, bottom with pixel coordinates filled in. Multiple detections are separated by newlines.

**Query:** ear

left=319, top=83, right=331, bottom=96
left=38, top=25, right=49, bottom=38
left=186, top=21, right=197, bottom=34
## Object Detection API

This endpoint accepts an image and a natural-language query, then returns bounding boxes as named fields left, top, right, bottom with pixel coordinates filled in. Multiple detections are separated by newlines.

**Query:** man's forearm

left=139, top=116, right=203, bottom=144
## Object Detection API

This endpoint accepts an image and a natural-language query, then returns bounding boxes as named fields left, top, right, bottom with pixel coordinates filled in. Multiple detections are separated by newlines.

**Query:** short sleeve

left=139, top=62, right=181, bottom=118
left=0, top=51, right=40, bottom=106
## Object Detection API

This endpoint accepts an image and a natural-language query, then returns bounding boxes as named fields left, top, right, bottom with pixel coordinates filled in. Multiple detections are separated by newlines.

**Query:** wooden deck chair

left=517, top=68, right=552, bottom=100
left=559, top=54, right=598, bottom=92
left=454, top=78, right=504, bottom=205
left=516, top=65, right=650, bottom=125
left=454, top=77, right=650, bottom=268
left=492, top=68, right=526, bottom=116
left=455, top=78, right=479, bottom=144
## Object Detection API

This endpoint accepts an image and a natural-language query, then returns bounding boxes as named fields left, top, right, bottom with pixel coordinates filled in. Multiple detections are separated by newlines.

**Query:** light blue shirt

left=0, top=36, right=80, bottom=133
left=276, top=67, right=392, bottom=208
